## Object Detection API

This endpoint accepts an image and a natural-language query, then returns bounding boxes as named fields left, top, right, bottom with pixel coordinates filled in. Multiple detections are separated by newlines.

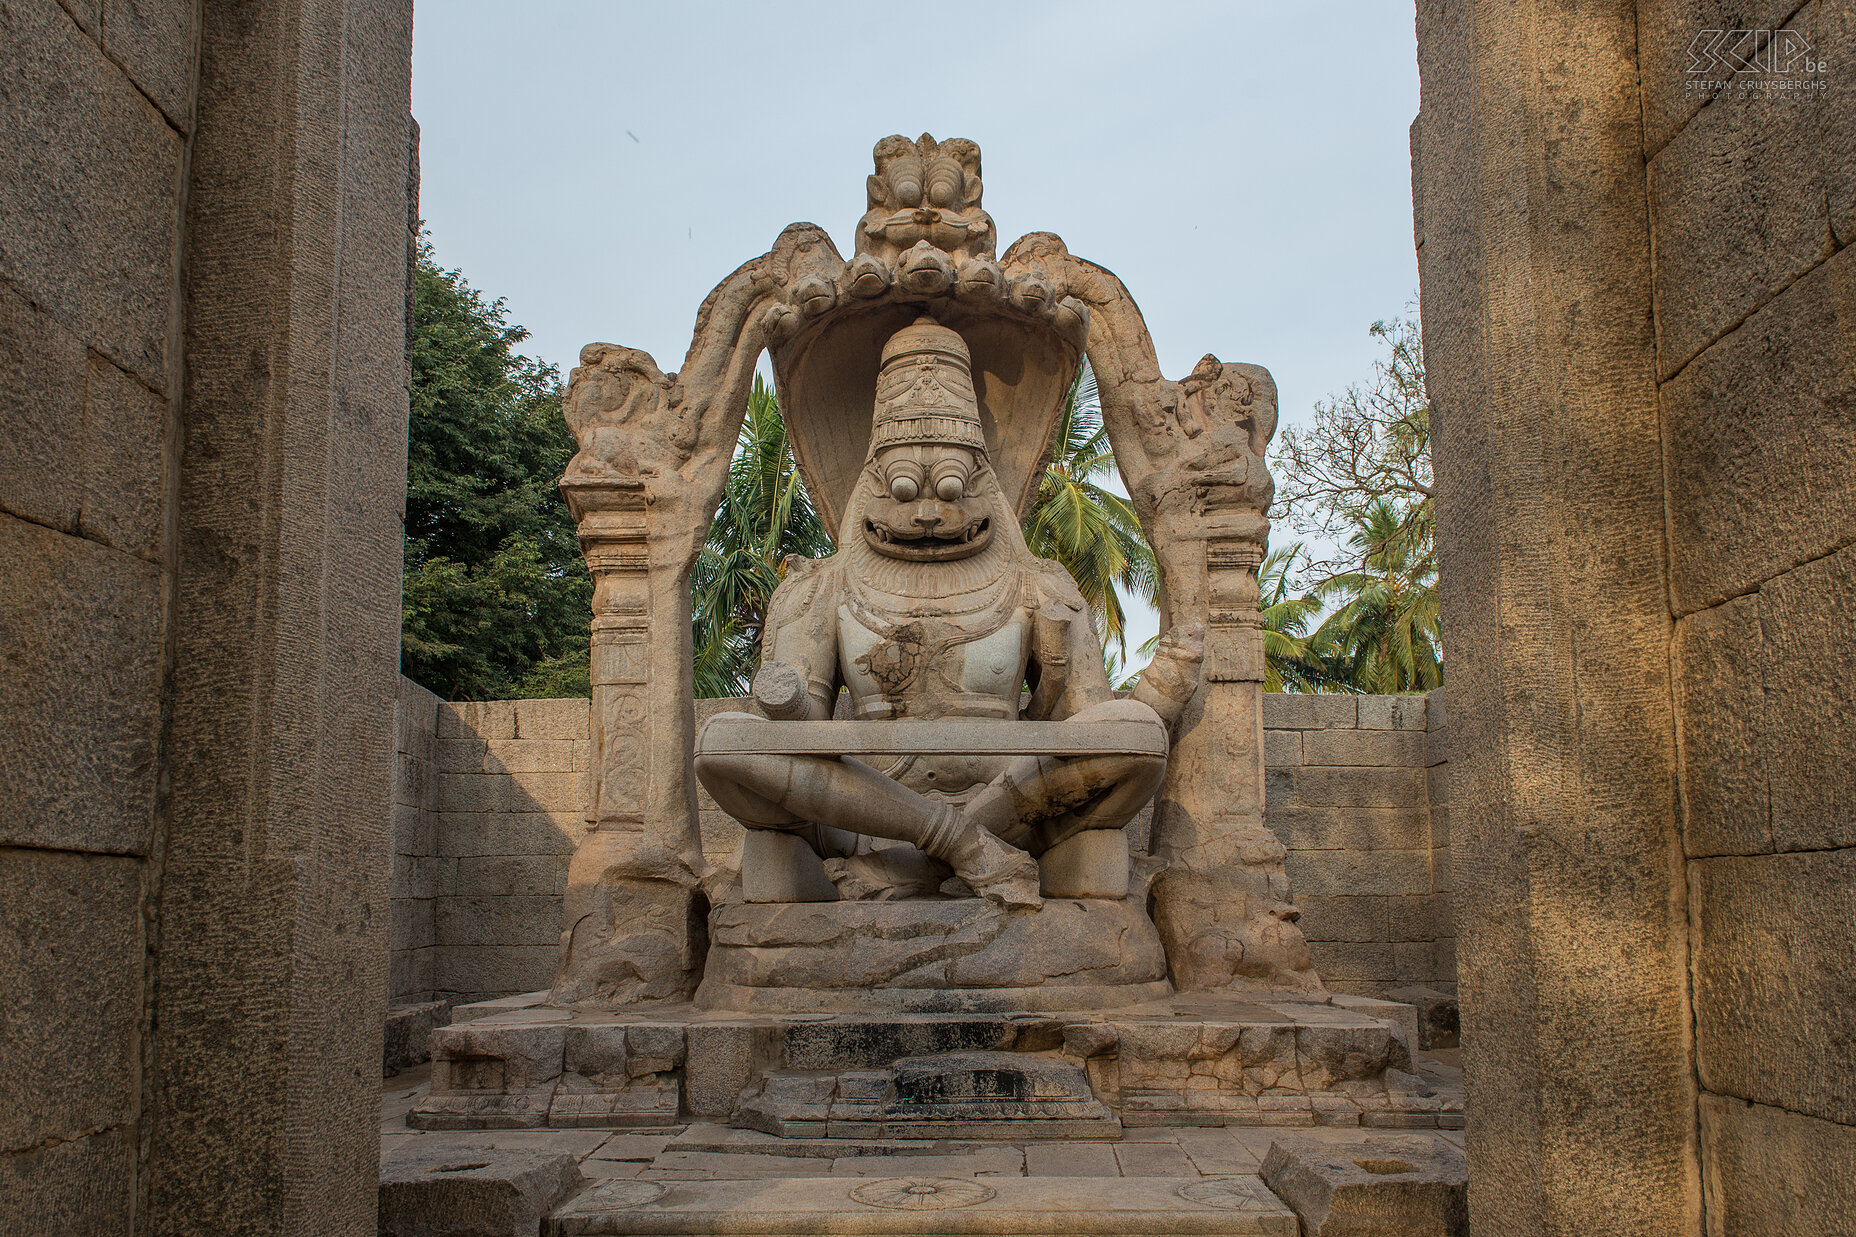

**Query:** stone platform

left=408, top=990, right=1457, bottom=1134
left=382, top=1072, right=1469, bottom=1237
left=546, top=1173, right=1297, bottom=1235
left=697, top=896, right=1171, bottom=1013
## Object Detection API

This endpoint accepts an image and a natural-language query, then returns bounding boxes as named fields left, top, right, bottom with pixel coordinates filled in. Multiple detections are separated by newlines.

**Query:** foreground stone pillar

left=1, top=1, right=413, bottom=1232
left=1413, top=2, right=1699, bottom=1233
left=139, top=4, right=417, bottom=1233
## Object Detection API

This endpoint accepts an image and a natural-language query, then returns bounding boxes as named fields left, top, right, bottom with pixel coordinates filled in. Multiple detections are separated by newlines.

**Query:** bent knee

left=696, top=710, right=764, bottom=755
left=1068, top=698, right=1164, bottom=727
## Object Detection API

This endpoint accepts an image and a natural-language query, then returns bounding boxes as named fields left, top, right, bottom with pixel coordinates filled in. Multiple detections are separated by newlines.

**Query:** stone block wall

left=426, top=696, right=592, bottom=1003
left=1263, top=691, right=1452, bottom=997
left=1646, top=1, right=1856, bottom=1224
left=2, top=6, right=188, bottom=1221
left=419, top=682, right=1455, bottom=1001
left=1413, top=3, right=1852, bottom=1230
left=390, top=679, right=442, bottom=1003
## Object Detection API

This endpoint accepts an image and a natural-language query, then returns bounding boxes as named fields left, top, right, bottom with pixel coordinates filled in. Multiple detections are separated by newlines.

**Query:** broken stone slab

left=1258, top=1135, right=1466, bottom=1235
left=547, top=1075, right=680, bottom=1130
left=1328, top=994, right=1420, bottom=1054
left=546, top=1174, right=1296, bottom=1235
left=385, top=999, right=454, bottom=1076
left=885, top=1051, right=1108, bottom=1121
left=870, top=1051, right=1119, bottom=1138
left=1385, top=987, right=1460, bottom=1051
left=736, top=1054, right=1123, bottom=1142
left=380, top=1142, right=583, bottom=1237
left=409, top=1088, right=555, bottom=1131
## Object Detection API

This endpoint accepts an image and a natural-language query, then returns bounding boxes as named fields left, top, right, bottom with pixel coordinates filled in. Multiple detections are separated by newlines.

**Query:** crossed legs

left=694, top=699, right=1169, bottom=910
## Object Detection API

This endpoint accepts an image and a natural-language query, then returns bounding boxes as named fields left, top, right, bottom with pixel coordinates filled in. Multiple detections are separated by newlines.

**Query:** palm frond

left=1022, top=361, right=1159, bottom=659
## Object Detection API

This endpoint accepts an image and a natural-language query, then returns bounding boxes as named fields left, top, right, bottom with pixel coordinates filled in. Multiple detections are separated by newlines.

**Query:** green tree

left=400, top=241, right=591, bottom=700
left=1308, top=499, right=1442, bottom=694
left=690, top=376, right=833, bottom=696
left=1022, top=363, right=1158, bottom=661
left=1257, top=544, right=1348, bottom=693
left=1272, top=314, right=1431, bottom=577
left=1269, top=311, right=1440, bottom=693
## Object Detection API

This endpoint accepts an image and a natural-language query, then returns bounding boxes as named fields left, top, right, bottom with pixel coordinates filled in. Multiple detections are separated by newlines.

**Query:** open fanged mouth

left=863, top=514, right=993, bottom=561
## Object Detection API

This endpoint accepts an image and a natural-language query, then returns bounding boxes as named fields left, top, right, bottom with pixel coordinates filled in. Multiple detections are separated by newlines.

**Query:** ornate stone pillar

left=1148, top=524, right=1314, bottom=992
left=546, top=224, right=832, bottom=1006
left=1008, top=228, right=1320, bottom=992
left=549, top=479, right=705, bottom=1005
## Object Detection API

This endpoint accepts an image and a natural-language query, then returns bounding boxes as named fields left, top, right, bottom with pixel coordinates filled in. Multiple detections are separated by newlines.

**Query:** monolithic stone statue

left=550, top=133, right=1320, bottom=1009
left=694, top=318, right=1202, bottom=909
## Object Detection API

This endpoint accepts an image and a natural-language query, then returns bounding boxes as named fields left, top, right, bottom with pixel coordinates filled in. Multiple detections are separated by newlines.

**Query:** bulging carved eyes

left=889, top=157, right=924, bottom=207
left=926, top=160, right=962, bottom=208
left=931, top=459, right=968, bottom=502
left=882, top=455, right=970, bottom=504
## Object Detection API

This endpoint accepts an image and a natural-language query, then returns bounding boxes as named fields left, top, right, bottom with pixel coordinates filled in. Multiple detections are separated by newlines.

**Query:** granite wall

left=1413, top=2, right=1851, bottom=1233
left=419, top=697, right=593, bottom=1003
left=1654, top=1, right=1856, bottom=1228
left=1263, top=691, right=1453, bottom=998
left=414, top=684, right=1453, bottom=1003
left=390, top=679, right=442, bottom=1005
left=0, top=2, right=415, bottom=1233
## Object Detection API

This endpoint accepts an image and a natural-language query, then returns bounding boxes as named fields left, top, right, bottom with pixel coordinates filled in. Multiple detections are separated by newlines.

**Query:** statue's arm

left=1051, top=605, right=1116, bottom=719
left=754, top=561, right=839, bottom=721
left=1026, top=567, right=1115, bottom=721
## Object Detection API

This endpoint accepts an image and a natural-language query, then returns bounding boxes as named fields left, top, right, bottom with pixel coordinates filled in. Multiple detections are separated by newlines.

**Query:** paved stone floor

left=380, top=1050, right=1465, bottom=1185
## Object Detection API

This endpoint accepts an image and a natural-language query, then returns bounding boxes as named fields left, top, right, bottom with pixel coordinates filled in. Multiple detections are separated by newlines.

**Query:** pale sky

left=411, top=1, right=1421, bottom=662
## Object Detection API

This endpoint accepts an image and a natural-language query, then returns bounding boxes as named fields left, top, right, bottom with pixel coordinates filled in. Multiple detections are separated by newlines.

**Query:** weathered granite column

left=1139, top=413, right=1316, bottom=994
left=550, top=476, right=709, bottom=1005
left=142, top=4, right=417, bottom=1233
left=1413, top=1, right=1697, bottom=1233
left=0, top=1, right=415, bottom=1233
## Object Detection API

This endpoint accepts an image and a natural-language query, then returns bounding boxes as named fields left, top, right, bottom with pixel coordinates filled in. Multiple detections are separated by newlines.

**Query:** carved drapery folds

left=553, top=134, right=1318, bottom=1006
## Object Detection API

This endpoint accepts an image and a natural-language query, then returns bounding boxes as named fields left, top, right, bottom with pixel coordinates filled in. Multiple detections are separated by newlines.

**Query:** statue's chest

left=838, top=607, right=1029, bottom=718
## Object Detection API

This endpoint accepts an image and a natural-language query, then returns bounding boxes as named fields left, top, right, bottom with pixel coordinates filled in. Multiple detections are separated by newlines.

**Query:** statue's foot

left=949, top=829, right=1042, bottom=910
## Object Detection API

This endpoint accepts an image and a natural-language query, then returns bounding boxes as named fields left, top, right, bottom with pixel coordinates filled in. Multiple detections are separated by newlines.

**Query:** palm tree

left=1258, top=544, right=1348, bottom=693
left=1309, top=499, right=1442, bottom=694
left=690, top=376, right=832, bottom=696
left=1022, top=363, right=1158, bottom=660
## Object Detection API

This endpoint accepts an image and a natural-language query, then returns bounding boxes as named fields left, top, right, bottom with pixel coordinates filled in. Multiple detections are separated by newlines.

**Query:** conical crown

left=869, top=318, right=986, bottom=453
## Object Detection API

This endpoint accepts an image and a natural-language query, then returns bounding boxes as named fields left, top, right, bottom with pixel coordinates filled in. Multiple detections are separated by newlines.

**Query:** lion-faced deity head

left=857, top=134, right=995, bottom=264
left=849, top=318, right=1007, bottom=566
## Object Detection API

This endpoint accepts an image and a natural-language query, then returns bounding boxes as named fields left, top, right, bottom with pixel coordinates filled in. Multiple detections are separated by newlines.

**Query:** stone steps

left=410, top=993, right=1461, bottom=1133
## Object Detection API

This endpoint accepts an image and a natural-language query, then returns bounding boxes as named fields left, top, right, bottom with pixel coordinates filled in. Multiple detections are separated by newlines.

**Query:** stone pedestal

left=409, top=991, right=1450, bottom=1135
left=380, top=1144, right=584, bottom=1237
left=696, top=898, right=1171, bottom=1013
left=1259, top=1136, right=1467, bottom=1236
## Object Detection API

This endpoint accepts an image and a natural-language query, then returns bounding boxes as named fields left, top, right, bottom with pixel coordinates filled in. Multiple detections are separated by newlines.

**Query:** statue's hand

left=1130, top=623, right=1204, bottom=728
left=752, top=661, right=812, bottom=721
